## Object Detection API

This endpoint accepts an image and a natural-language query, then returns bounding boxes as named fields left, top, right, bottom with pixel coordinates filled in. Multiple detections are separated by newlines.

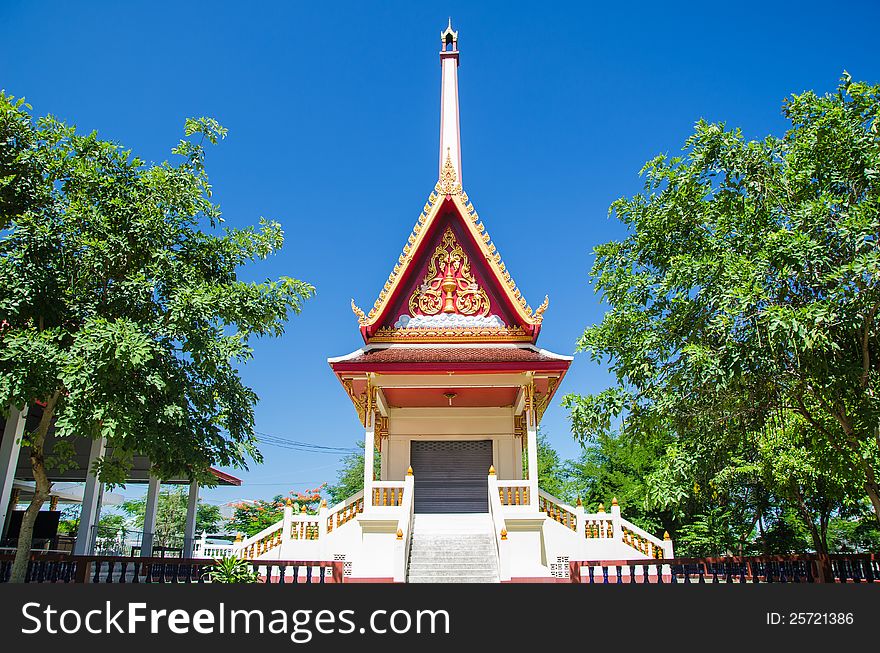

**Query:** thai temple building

left=228, top=22, right=673, bottom=582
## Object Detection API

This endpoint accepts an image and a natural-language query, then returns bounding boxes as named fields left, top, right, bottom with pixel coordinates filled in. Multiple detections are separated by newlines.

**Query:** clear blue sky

left=2, top=1, right=879, bottom=508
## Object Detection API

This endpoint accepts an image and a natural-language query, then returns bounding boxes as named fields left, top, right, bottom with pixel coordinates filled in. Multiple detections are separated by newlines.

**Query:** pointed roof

left=351, top=156, right=548, bottom=344
left=348, top=24, right=550, bottom=345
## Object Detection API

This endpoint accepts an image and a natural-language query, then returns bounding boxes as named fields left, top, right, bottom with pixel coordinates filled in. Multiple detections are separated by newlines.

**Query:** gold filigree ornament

left=351, top=299, right=368, bottom=325
left=408, top=227, right=491, bottom=318
left=532, top=295, right=549, bottom=323
left=438, top=148, right=462, bottom=196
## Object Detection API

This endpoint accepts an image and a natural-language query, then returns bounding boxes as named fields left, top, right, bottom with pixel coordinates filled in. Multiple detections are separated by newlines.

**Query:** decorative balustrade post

left=662, top=530, right=674, bottom=559
left=575, top=497, right=587, bottom=559
left=318, top=500, right=328, bottom=538
left=281, top=500, right=293, bottom=547
left=610, top=497, right=623, bottom=548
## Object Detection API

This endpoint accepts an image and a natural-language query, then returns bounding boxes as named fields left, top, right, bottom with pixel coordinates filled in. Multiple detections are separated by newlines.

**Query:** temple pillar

left=73, top=437, right=106, bottom=555
left=0, top=405, right=27, bottom=539
left=526, top=408, right=538, bottom=509
left=141, top=474, right=161, bottom=556
left=182, top=480, right=199, bottom=558
left=513, top=432, right=524, bottom=481
left=363, top=415, right=375, bottom=508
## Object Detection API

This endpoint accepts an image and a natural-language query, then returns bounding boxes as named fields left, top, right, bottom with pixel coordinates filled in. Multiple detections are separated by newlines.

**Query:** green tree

left=566, top=430, right=674, bottom=536
left=533, top=431, right=568, bottom=500
left=120, top=486, right=223, bottom=546
left=326, top=442, right=379, bottom=505
left=564, top=75, right=880, bottom=538
left=0, top=96, right=314, bottom=581
left=228, top=485, right=326, bottom=538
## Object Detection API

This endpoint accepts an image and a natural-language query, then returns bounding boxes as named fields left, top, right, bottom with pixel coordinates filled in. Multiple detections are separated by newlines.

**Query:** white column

left=73, top=437, right=106, bottom=555
left=526, top=410, right=539, bottom=509
left=363, top=418, right=375, bottom=510
left=141, top=475, right=161, bottom=556
left=439, top=28, right=462, bottom=184
left=0, top=405, right=28, bottom=538
left=379, top=436, right=387, bottom=481
left=513, top=433, right=523, bottom=481
left=182, top=480, right=199, bottom=558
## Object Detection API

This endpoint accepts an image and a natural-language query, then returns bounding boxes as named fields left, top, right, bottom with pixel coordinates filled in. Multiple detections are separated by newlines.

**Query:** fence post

left=569, top=560, right=581, bottom=584
left=74, top=558, right=92, bottom=584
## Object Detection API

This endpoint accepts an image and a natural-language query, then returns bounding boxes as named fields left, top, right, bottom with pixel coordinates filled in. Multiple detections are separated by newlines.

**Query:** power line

left=255, top=431, right=360, bottom=455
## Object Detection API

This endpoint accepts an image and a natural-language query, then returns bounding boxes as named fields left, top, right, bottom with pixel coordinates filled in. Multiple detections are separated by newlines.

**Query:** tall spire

left=439, top=19, right=461, bottom=187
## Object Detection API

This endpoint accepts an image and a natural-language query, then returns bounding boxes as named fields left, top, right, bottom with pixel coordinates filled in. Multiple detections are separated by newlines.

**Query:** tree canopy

left=563, top=74, right=880, bottom=555
left=0, top=93, right=314, bottom=581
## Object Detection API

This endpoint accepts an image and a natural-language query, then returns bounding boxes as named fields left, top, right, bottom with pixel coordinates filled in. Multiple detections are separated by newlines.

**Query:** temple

left=232, top=22, right=673, bottom=581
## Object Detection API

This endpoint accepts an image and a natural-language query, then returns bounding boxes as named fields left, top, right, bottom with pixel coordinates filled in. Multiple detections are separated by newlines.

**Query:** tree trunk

left=864, top=467, right=880, bottom=526
left=790, top=482, right=833, bottom=582
left=9, top=392, right=60, bottom=583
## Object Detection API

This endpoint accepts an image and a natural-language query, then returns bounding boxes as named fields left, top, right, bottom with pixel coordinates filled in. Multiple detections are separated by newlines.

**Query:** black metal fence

left=0, top=554, right=344, bottom=584
left=570, top=554, right=880, bottom=584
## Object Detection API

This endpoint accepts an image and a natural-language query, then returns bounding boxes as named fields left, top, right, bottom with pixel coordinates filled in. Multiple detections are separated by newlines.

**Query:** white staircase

left=406, top=514, right=500, bottom=583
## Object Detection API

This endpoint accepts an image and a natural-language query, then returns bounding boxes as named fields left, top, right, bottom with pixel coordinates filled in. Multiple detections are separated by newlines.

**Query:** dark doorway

left=410, top=440, right=492, bottom=513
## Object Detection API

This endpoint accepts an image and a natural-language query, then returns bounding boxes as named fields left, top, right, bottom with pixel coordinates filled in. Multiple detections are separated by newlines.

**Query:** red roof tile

left=342, top=347, right=564, bottom=364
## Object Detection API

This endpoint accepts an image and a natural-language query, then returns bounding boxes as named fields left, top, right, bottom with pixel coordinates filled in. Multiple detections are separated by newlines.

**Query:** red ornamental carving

left=408, top=227, right=491, bottom=317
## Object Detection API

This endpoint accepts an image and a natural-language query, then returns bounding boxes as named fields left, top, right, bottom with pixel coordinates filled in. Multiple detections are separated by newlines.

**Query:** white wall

left=383, top=407, right=521, bottom=480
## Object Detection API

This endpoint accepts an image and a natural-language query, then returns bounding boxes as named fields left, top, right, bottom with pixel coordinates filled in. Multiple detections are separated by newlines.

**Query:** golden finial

left=576, top=497, right=583, bottom=507
left=438, top=148, right=461, bottom=195
left=396, top=528, right=403, bottom=540
left=234, top=532, right=243, bottom=543
left=351, top=299, right=368, bottom=325
left=285, top=498, right=293, bottom=508
left=488, top=465, right=496, bottom=476
left=300, top=504, right=307, bottom=513
left=320, top=499, right=327, bottom=508
left=406, top=466, right=413, bottom=476
left=533, top=295, right=550, bottom=322
left=611, top=497, right=618, bottom=507
left=663, top=531, right=671, bottom=541
left=597, top=503, right=605, bottom=513
left=500, top=528, right=508, bottom=540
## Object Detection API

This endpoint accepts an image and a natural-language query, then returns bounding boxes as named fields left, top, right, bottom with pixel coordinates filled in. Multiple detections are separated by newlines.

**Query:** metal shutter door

left=410, top=440, right=493, bottom=513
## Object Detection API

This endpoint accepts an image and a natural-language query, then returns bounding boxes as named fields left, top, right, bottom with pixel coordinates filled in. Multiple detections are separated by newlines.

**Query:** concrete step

left=409, top=540, right=495, bottom=548
left=407, top=576, right=500, bottom=583
left=406, top=513, right=499, bottom=584
left=409, top=560, right=495, bottom=574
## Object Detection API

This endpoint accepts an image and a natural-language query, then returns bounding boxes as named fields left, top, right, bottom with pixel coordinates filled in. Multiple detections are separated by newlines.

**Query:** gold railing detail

left=239, top=525, right=283, bottom=559
left=538, top=493, right=577, bottom=531
left=327, top=496, right=364, bottom=533
left=498, top=485, right=530, bottom=506
left=291, top=520, right=320, bottom=541
left=622, top=524, right=664, bottom=559
left=372, top=486, right=405, bottom=507
left=584, top=518, right=614, bottom=539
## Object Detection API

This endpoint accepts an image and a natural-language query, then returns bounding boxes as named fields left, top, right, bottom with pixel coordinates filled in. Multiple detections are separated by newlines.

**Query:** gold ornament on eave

left=351, top=298, right=368, bottom=325
left=438, top=148, right=461, bottom=195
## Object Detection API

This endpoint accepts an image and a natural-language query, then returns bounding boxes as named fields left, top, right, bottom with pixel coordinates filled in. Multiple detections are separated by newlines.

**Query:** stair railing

left=487, top=468, right=511, bottom=581
left=393, top=470, right=415, bottom=582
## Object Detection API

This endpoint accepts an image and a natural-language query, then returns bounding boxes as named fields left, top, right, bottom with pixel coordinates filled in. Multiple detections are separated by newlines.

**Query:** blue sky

left=3, top=1, right=880, bottom=508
